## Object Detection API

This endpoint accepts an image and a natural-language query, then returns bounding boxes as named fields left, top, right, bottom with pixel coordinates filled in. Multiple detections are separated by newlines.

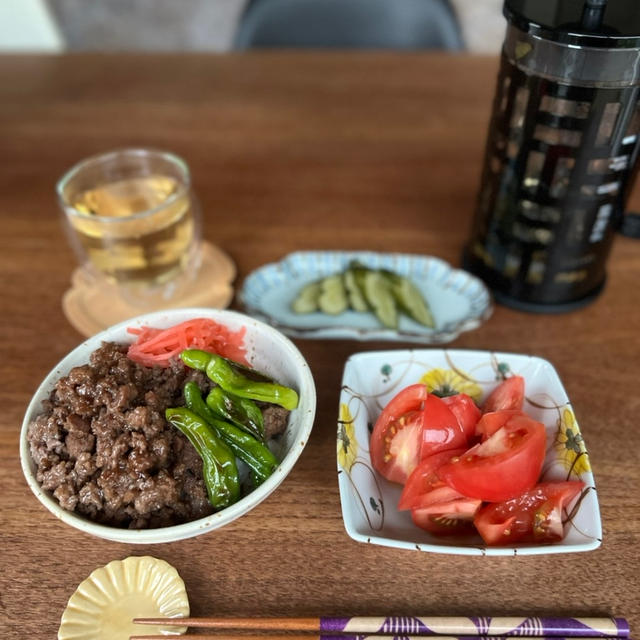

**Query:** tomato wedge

left=475, top=409, right=524, bottom=440
left=412, top=497, right=481, bottom=536
left=438, top=414, right=547, bottom=502
left=483, top=376, right=525, bottom=413
left=398, top=449, right=466, bottom=510
left=474, top=481, right=585, bottom=545
left=420, top=394, right=468, bottom=461
left=370, top=384, right=427, bottom=484
left=442, top=393, right=481, bottom=441
left=400, top=447, right=481, bottom=536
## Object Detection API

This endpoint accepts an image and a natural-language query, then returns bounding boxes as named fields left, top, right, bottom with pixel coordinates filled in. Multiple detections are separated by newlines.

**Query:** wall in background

left=48, top=0, right=248, bottom=52
left=0, top=0, right=504, bottom=54
left=0, top=0, right=64, bottom=52
left=451, top=0, right=504, bottom=53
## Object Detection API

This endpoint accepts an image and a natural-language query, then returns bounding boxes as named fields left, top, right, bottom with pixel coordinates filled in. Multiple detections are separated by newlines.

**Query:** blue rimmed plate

left=240, top=251, right=492, bottom=342
left=337, top=349, right=602, bottom=556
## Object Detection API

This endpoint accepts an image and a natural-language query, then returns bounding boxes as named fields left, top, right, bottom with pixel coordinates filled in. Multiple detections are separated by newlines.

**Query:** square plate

left=336, top=349, right=602, bottom=556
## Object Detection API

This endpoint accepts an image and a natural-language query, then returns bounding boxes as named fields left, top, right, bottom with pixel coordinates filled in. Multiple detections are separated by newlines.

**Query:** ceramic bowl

left=337, top=349, right=601, bottom=556
left=20, top=308, right=316, bottom=543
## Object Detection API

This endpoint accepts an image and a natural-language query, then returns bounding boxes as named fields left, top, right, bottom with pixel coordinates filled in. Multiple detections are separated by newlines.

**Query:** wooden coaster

left=62, top=242, right=236, bottom=337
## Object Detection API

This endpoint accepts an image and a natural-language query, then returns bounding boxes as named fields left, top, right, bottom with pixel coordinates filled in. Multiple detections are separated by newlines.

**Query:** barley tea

left=68, top=174, right=196, bottom=286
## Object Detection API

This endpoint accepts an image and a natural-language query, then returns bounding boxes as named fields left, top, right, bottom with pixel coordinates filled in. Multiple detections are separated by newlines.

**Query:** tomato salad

left=370, top=376, right=584, bottom=545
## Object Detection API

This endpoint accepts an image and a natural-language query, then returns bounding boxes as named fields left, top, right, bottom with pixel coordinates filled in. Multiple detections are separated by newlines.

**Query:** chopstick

left=130, top=636, right=631, bottom=640
left=132, top=616, right=630, bottom=638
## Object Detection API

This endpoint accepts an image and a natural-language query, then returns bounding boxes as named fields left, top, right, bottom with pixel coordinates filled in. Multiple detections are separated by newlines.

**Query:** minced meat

left=27, top=342, right=289, bottom=529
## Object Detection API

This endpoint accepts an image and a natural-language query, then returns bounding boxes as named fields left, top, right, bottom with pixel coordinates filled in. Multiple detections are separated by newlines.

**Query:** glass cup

left=57, top=149, right=203, bottom=309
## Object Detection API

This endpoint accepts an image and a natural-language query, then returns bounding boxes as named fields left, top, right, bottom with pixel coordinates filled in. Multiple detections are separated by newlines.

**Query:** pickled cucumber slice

left=343, top=269, right=369, bottom=312
left=351, top=265, right=369, bottom=298
left=291, top=263, right=433, bottom=330
left=318, top=274, right=349, bottom=314
left=363, top=270, right=398, bottom=329
left=291, top=281, right=321, bottom=313
left=383, top=270, right=435, bottom=328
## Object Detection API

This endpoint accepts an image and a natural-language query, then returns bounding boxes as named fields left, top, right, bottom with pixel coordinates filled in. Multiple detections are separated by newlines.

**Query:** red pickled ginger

left=127, top=317, right=248, bottom=368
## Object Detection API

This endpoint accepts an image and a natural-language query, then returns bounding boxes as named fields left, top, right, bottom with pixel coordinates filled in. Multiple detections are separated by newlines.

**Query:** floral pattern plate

left=337, top=349, right=602, bottom=556
left=240, top=251, right=492, bottom=342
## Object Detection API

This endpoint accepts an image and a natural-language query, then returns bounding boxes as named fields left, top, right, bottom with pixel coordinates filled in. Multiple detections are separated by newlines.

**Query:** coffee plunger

left=464, top=0, right=640, bottom=312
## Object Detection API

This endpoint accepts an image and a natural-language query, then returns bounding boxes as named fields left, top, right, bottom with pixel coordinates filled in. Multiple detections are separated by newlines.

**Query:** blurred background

left=0, top=0, right=504, bottom=54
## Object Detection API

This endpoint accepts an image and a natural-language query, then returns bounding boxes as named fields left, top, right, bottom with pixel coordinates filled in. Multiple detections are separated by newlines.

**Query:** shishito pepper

left=180, top=348, right=216, bottom=372
left=165, top=407, right=240, bottom=509
left=206, top=386, right=264, bottom=442
left=180, top=349, right=299, bottom=411
left=183, top=382, right=278, bottom=486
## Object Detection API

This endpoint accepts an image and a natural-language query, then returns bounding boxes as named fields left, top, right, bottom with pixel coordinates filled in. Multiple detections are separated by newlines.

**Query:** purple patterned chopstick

left=319, top=617, right=630, bottom=638
left=316, top=637, right=631, bottom=640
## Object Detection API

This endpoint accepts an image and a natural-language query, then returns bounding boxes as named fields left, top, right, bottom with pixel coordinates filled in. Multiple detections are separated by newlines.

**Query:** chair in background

left=233, top=0, right=464, bottom=51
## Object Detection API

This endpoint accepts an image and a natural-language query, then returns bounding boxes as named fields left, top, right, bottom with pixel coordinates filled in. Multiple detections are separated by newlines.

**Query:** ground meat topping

left=27, top=341, right=291, bottom=529
left=262, top=404, right=292, bottom=440
left=27, top=342, right=215, bottom=528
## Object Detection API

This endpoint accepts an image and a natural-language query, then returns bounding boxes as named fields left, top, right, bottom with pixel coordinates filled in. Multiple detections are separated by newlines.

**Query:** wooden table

left=1, top=53, right=639, bottom=638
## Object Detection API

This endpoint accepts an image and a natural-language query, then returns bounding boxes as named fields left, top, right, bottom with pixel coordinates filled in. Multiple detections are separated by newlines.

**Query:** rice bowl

left=20, top=308, right=316, bottom=544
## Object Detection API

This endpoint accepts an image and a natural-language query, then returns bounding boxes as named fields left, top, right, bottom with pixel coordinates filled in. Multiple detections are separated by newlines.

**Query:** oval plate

left=240, top=251, right=492, bottom=342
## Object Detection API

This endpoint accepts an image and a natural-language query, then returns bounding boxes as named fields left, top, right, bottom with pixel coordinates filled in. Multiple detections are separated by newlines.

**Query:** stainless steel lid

left=504, top=0, right=640, bottom=49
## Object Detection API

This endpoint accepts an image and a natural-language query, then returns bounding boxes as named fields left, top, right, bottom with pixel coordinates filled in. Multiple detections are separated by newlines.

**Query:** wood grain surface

left=1, top=53, right=638, bottom=638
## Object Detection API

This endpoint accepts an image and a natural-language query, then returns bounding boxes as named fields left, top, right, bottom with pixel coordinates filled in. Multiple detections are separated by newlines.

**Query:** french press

left=464, top=0, right=640, bottom=312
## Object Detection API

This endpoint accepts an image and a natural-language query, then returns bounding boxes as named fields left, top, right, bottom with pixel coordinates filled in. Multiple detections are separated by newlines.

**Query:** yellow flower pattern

left=555, top=408, right=591, bottom=476
left=337, top=403, right=358, bottom=472
left=418, top=368, right=483, bottom=402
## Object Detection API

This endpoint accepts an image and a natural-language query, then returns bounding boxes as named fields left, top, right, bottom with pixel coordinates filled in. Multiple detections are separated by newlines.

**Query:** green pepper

left=165, top=407, right=240, bottom=509
left=183, top=382, right=278, bottom=486
left=180, top=348, right=213, bottom=372
left=180, top=349, right=299, bottom=411
left=206, top=386, right=264, bottom=441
